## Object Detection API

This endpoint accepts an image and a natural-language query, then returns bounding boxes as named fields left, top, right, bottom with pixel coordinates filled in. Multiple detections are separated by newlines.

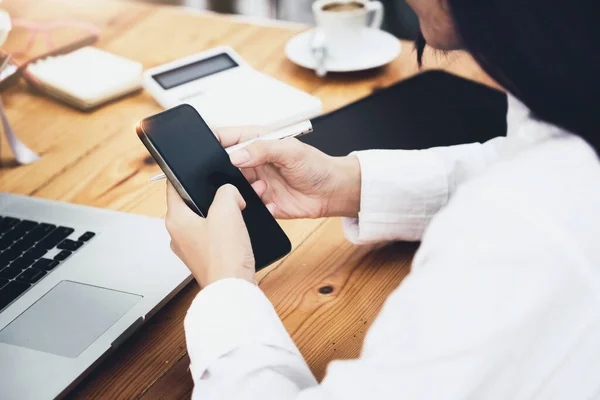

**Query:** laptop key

left=0, top=281, right=30, bottom=310
left=16, top=269, right=46, bottom=284
left=37, top=227, right=75, bottom=250
left=0, top=266, right=23, bottom=280
left=11, top=257, right=35, bottom=271
left=6, top=220, right=38, bottom=240
left=0, top=247, right=22, bottom=265
left=23, top=247, right=47, bottom=260
left=32, top=258, right=60, bottom=271
left=16, top=220, right=38, bottom=233
left=0, top=238, right=13, bottom=251
left=22, top=223, right=57, bottom=243
left=0, top=217, right=20, bottom=233
left=57, top=239, right=84, bottom=251
left=79, top=231, right=96, bottom=242
left=2, top=227, right=27, bottom=243
left=0, top=278, right=8, bottom=289
left=0, top=237, right=12, bottom=251
left=54, top=250, right=72, bottom=261
left=0, top=255, right=11, bottom=269
left=11, top=238, right=36, bottom=253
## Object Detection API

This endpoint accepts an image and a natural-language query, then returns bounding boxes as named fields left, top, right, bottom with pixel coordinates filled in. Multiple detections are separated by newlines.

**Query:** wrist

left=192, top=260, right=256, bottom=288
left=326, top=155, right=361, bottom=218
left=197, top=270, right=256, bottom=289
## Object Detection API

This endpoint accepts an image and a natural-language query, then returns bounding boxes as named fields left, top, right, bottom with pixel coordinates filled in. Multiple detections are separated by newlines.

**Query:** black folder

left=301, top=70, right=508, bottom=156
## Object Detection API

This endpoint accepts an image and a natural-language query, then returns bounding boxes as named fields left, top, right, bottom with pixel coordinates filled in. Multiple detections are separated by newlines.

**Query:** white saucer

left=285, top=28, right=401, bottom=73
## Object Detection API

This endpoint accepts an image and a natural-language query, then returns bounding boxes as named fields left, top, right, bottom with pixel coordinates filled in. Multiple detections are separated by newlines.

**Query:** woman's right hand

left=229, top=138, right=361, bottom=219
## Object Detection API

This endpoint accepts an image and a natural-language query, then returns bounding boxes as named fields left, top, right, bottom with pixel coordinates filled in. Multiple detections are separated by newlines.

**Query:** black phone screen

left=140, top=104, right=291, bottom=270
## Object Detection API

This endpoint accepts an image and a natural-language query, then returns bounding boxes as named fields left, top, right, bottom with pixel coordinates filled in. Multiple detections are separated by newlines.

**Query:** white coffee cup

left=312, top=0, right=384, bottom=59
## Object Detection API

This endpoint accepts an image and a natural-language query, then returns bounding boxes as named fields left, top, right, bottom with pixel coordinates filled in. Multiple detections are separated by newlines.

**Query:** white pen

left=148, top=120, right=313, bottom=182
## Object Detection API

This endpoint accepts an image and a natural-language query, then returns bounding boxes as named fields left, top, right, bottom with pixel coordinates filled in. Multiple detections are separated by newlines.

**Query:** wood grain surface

left=0, top=0, right=495, bottom=398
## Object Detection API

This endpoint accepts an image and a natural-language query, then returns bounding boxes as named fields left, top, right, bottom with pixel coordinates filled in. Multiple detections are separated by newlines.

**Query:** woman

left=166, top=0, right=600, bottom=398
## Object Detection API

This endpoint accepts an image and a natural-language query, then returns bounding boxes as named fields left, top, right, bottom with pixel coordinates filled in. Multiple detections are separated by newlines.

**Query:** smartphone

left=136, top=104, right=291, bottom=270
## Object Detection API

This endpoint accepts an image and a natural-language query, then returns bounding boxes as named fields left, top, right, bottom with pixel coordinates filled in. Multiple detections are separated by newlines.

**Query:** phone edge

left=136, top=121, right=206, bottom=218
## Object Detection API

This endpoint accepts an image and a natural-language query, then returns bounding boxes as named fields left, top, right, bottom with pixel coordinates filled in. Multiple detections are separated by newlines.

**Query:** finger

left=165, top=182, right=202, bottom=235
left=213, top=126, right=265, bottom=148
left=209, top=184, right=247, bottom=219
left=169, top=240, right=180, bottom=256
left=251, top=180, right=268, bottom=198
left=166, top=182, right=195, bottom=219
left=230, top=138, right=304, bottom=168
left=239, top=166, right=258, bottom=184
left=265, top=202, right=276, bottom=216
left=166, top=181, right=179, bottom=207
left=167, top=181, right=189, bottom=216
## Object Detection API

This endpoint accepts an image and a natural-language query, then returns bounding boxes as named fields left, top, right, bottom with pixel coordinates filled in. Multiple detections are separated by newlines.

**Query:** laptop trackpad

left=0, top=281, right=142, bottom=358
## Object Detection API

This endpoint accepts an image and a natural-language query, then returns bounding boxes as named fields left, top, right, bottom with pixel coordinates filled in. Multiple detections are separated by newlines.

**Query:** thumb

left=230, top=138, right=303, bottom=168
left=166, top=181, right=198, bottom=220
left=213, top=125, right=266, bottom=148
left=209, top=184, right=246, bottom=217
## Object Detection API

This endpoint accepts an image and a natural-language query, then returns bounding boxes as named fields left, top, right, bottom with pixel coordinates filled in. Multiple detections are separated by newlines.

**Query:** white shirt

left=184, top=95, right=600, bottom=399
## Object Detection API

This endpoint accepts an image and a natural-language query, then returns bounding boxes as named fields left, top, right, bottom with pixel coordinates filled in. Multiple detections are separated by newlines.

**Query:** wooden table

left=1, top=0, right=496, bottom=398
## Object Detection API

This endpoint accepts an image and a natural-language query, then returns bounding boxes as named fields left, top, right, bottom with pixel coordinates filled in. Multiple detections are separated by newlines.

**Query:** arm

left=225, top=133, right=504, bottom=242
left=184, top=279, right=319, bottom=400
left=343, top=136, right=504, bottom=243
left=185, top=175, right=593, bottom=399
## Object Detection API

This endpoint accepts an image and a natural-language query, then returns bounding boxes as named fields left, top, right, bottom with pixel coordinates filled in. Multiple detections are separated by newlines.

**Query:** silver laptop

left=0, top=193, right=191, bottom=399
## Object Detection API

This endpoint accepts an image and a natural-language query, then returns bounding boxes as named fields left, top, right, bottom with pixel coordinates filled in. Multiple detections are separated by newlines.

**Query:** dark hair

left=421, top=0, right=600, bottom=153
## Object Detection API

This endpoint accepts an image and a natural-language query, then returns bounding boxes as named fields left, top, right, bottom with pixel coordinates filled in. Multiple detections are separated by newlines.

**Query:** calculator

left=143, top=46, right=322, bottom=132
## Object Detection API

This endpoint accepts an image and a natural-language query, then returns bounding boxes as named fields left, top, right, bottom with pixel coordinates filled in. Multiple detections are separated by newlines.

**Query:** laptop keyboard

left=0, top=216, right=96, bottom=312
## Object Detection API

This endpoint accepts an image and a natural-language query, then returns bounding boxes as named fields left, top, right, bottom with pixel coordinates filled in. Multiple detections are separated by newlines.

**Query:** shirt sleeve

left=342, top=137, right=504, bottom=244
left=185, top=177, right=596, bottom=400
left=185, top=278, right=319, bottom=400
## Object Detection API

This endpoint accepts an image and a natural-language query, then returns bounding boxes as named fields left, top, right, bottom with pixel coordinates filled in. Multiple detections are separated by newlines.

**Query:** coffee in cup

left=322, top=2, right=365, bottom=12
left=312, top=0, right=384, bottom=59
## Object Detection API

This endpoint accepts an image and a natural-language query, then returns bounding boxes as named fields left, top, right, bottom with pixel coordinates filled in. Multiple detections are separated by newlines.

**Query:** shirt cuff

left=343, top=149, right=449, bottom=244
left=184, top=278, right=301, bottom=381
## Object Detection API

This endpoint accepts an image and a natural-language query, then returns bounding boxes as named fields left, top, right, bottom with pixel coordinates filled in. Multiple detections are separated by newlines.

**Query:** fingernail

left=266, top=203, right=276, bottom=215
left=230, top=150, right=250, bottom=165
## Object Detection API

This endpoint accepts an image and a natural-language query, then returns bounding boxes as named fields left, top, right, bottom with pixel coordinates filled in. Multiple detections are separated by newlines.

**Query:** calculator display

left=152, top=53, right=238, bottom=90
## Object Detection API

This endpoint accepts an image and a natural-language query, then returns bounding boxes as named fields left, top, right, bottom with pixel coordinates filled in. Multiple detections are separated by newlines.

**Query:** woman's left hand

left=165, top=182, right=256, bottom=288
